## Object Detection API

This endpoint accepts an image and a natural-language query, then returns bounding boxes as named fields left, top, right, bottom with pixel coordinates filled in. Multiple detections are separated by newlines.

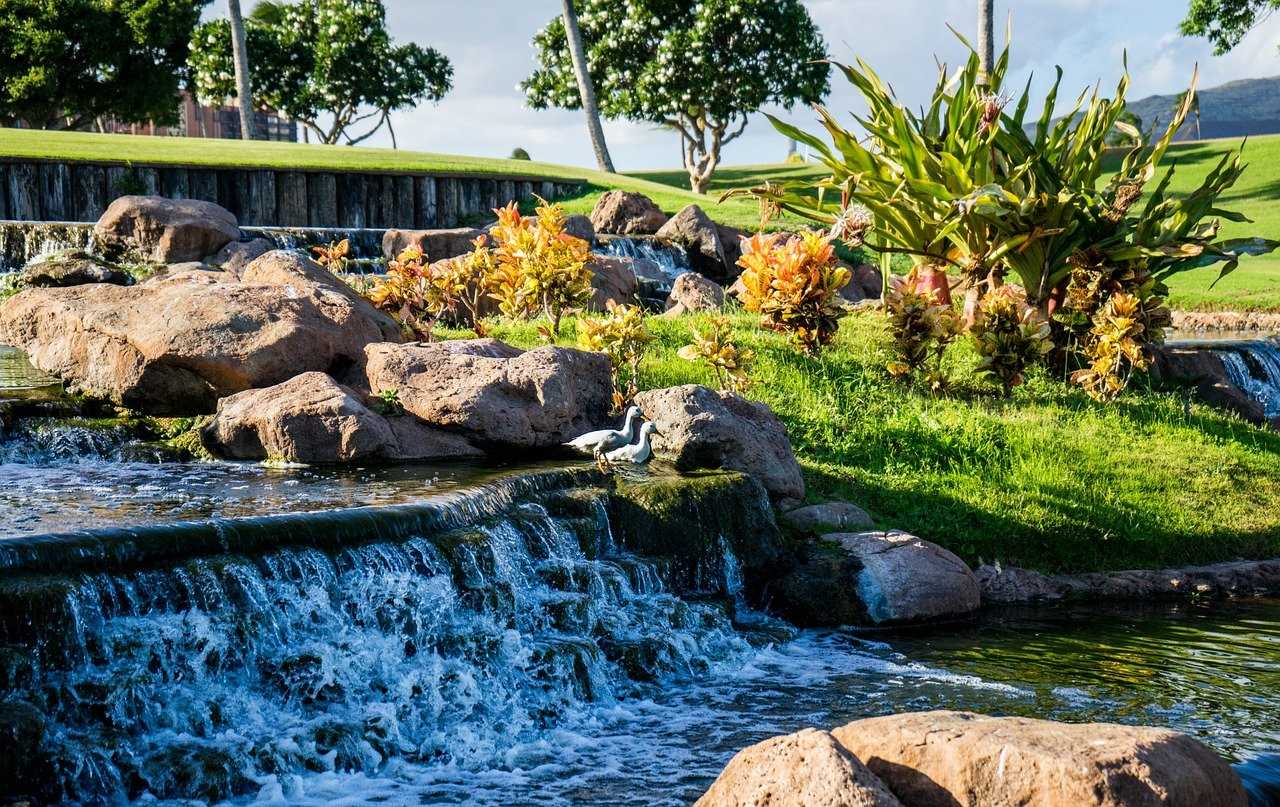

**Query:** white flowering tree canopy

left=188, top=0, right=452, bottom=145
left=522, top=0, right=829, bottom=192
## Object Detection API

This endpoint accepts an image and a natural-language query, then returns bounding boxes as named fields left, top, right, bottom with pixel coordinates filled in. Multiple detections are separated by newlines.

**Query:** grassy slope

left=443, top=311, right=1280, bottom=575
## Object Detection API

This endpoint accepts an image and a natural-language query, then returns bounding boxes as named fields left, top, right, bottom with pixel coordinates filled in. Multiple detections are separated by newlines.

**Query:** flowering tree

left=522, top=0, right=829, bottom=193
left=188, top=0, right=452, bottom=145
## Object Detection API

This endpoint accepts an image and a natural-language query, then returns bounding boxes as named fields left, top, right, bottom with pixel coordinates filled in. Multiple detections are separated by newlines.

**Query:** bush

left=884, top=267, right=960, bottom=391
left=488, top=200, right=593, bottom=335
left=677, top=315, right=754, bottom=393
left=510, top=147, right=531, bottom=160
left=735, top=231, right=850, bottom=354
left=970, top=286, right=1053, bottom=394
left=579, top=301, right=653, bottom=409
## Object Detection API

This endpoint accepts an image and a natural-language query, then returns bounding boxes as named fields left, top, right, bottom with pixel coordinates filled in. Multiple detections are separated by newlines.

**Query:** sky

left=235, top=1, right=1280, bottom=171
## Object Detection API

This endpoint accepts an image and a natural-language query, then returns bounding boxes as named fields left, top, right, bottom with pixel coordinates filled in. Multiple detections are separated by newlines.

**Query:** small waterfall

left=245, top=226, right=387, bottom=266
left=1213, top=339, right=1280, bottom=419
left=0, top=470, right=760, bottom=803
left=0, top=222, right=95, bottom=272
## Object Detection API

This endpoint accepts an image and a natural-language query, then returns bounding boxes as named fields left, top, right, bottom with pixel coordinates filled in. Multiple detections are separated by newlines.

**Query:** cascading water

left=0, top=471, right=759, bottom=803
left=1214, top=338, right=1280, bottom=419
left=0, top=222, right=95, bottom=272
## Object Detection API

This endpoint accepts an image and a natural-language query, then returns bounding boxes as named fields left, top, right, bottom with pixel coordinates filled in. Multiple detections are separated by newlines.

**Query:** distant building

left=95, top=92, right=297, bottom=142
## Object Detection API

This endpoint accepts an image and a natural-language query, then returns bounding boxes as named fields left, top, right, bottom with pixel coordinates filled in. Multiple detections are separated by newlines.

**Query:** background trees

left=1181, top=0, right=1279, bottom=53
left=522, top=0, right=830, bottom=192
left=0, top=0, right=209, bottom=130
left=188, top=0, right=452, bottom=146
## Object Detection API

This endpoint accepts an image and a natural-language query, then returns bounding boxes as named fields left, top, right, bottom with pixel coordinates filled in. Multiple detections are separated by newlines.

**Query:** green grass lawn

left=442, top=310, right=1280, bottom=575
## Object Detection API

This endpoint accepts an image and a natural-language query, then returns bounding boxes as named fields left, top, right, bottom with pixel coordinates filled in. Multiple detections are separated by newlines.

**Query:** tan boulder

left=590, top=190, right=669, bottom=235
left=93, top=196, right=241, bottom=264
left=656, top=205, right=731, bottom=280
left=633, top=384, right=804, bottom=499
left=696, top=728, right=902, bottom=807
left=664, top=272, right=725, bottom=316
left=0, top=252, right=400, bottom=414
left=202, top=372, right=480, bottom=463
left=831, top=711, right=1248, bottom=807
left=20, top=250, right=130, bottom=288
left=208, top=238, right=274, bottom=277
left=363, top=339, right=612, bottom=449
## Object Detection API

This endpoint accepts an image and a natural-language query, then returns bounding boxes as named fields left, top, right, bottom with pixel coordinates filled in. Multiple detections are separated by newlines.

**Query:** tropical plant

left=523, top=0, right=829, bottom=193
left=580, top=301, right=653, bottom=409
left=488, top=200, right=594, bottom=336
left=311, top=239, right=350, bottom=273
left=677, top=316, right=754, bottom=394
left=736, top=231, right=851, bottom=355
left=1069, top=292, right=1151, bottom=401
left=1176, top=89, right=1202, bottom=140
left=884, top=267, right=961, bottom=391
left=189, top=0, right=452, bottom=146
left=366, top=248, right=449, bottom=341
left=0, top=0, right=209, bottom=130
left=1106, top=110, right=1144, bottom=147
left=970, top=285, right=1053, bottom=393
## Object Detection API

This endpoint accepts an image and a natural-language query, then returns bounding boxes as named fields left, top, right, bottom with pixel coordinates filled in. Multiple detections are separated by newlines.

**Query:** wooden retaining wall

left=0, top=159, right=588, bottom=228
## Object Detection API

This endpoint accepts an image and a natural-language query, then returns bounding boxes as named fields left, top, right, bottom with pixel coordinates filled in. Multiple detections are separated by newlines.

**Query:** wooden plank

left=414, top=176, right=437, bottom=228
left=242, top=170, right=275, bottom=225
left=7, top=163, right=40, bottom=220
left=308, top=173, right=338, bottom=227
left=437, top=177, right=458, bottom=227
left=71, top=164, right=107, bottom=222
left=189, top=170, right=219, bottom=203
left=393, top=175, right=413, bottom=228
left=337, top=173, right=365, bottom=228
left=39, top=163, right=71, bottom=221
left=160, top=167, right=190, bottom=199
left=276, top=172, right=308, bottom=226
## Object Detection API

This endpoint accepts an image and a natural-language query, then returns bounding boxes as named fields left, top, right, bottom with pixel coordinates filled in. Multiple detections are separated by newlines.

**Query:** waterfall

left=0, top=222, right=95, bottom=272
left=1213, top=339, right=1280, bottom=419
left=244, top=226, right=387, bottom=266
left=0, top=470, right=761, bottom=803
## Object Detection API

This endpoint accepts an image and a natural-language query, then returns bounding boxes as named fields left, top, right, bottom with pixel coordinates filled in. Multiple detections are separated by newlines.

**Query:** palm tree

left=977, top=0, right=994, bottom=87
left=561, top=0, right=615, bottom=173
left=228, top=0, right=255, bottom=140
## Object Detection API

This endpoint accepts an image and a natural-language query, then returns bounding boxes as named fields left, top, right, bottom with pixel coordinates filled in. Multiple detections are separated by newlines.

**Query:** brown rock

left=587, top=255, right=639, bottom=312
left=208, top=238, right=274, bottom=277
left=1149, top=345, right=1270, bottom=427
left=0, top=254, right=401, bottom=414
left=20, top=250, right=130, bottom=287
left=94, top=196, right=241, bottom=264
left=831, top=711, right=1248, bottom=807
left=364, top=339, right=612, bottom=449
left=590, top=190, right=669, bottom=235
left=821, top=531, right=979, bottom=624
left=848, top=263, right=883, bottom=300
left=656, top=205, right=731, bottom=280
left=202, top=372, right=479, bottom=463
left=695, top=728, right=903, bottom=807
left=564, top=213, right=596, bottom=244
left=633, top=384, right=804, bottom=499
left=382, top=228, right=488, bottom=262
left=664, top=272, right=724, bottom=316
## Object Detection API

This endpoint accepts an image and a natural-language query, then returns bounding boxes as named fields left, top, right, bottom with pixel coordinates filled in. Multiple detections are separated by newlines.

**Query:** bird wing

left=566, top=429, right=612, bottom=449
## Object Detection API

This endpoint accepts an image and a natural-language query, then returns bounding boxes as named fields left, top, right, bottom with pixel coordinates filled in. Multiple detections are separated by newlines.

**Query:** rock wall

left=0, top=158, right=585, bottom=228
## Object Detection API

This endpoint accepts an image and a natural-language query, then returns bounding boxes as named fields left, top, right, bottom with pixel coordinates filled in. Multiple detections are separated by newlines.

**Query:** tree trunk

left=561, top=0, right=615, bottom=173
left=977, top=0, right=995, bottom=87
left=228, top=0, right=256, bottom=141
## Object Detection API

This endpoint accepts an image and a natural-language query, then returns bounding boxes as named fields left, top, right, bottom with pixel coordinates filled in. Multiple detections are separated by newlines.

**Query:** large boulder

left=94, top=196, right=241, bottom=264
left=587, top=255, right=639, bottom=312
left=20, top=250, right=130, bottom=288
left=830, top=711, right=1248, bottom=807
left=663, top=272, right=724, bottom=316
left=363, top=339, right=613, bottom=450
left=695, top=728, right=903, bottom=807
left=656, top=205, right=732, bottom=280
left=382, top=228, right=488, bottom=261
left=202, top=371, right=480, bottom=463
left=564, top=213, right=596, bottom=244
left=633, top=384, right=804, bottom=499
left=590, top=190, right=669, bottom=235
left=0, top=251, right=401, bottom=414
left=830, top=531, right=979, bottom=624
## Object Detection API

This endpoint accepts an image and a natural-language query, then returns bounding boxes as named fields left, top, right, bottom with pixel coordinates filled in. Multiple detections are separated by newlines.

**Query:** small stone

left=663, top=272, right=724, bottom=315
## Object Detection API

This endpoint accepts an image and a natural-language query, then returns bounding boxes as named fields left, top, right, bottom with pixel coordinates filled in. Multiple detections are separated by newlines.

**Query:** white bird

left=564, top=406, right=644, bottom=456
left=604, top=421, right=660, bottom=465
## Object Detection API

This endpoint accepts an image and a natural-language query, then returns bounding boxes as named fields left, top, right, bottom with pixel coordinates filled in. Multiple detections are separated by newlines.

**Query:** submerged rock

left=633, top=384, right=804, bottom=499
left=590, top=190, right=669, bottom=235
left=830, top=711, right=1248, bottom=807
left=202, top=371, right=481, bottom=463
left=0, top=250, right=400, bottom=414
left=20, top=249, right=130, bottom=288
left=93, top=195, right=240, bottom=264
left=976, top=559, right=1280, bottom=604
left=695, top=728, right=903, bottom=807
left=363, top=339, right=612, bottom=450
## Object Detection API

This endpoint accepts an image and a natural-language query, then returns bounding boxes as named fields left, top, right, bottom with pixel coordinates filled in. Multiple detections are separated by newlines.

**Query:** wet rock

left=0, top=701, right=55, bottom=802
left=830, top=711, right=1248, bottom=807
left=633, top=384, right=804, bottom=499
left=364, top=339, right=612, bottom=449
left=20, top=249, right=130, bottom=287
left=823, top=531, right=980, bottom=624
left=977, top=559, right=1280, bottom=604
left=93, top=195, right=240, bottom=264
left=695, top=727, right=903, bottom=807
left=382, top=227, right=488, bottom=261
left=587, top=254, right=639, bottom=311
left=975, top=563, right=1070, bottom=603
left=767, top=543, right=867, bottom=627
left=0, top=251, right=401, bottom=414
left=202, top=371, right=481, bottom=463
left=656, top=205, right=731, bottom=280
left=590, top=190, right=669, bottom=235
left=663, top=272, right=724, bottom=316
left=1149, top=345, right=1271, bottom=427
left=782, top=501, right=874, bottom=534
left=208, top=237, right=274, bottom=277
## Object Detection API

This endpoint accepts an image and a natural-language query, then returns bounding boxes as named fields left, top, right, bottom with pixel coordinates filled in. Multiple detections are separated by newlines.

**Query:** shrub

left=677, top=315, right=754, bottom=394
left=1069, top=292, right=1151, bottom=401
left=735, top=231, right=850, bottom=354
left=579, top=301, right=653, bottom=409
left=488, top=200, right=593, bottom=335
left=311, top=239, right=350, bottom=273
left=366, top=247, right=475, bottom=341
left=970, top=285, right=1053, bottom=394
left=510, top=147, right=531, bottom=160
left=884, top=267, right=960, bottom=392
